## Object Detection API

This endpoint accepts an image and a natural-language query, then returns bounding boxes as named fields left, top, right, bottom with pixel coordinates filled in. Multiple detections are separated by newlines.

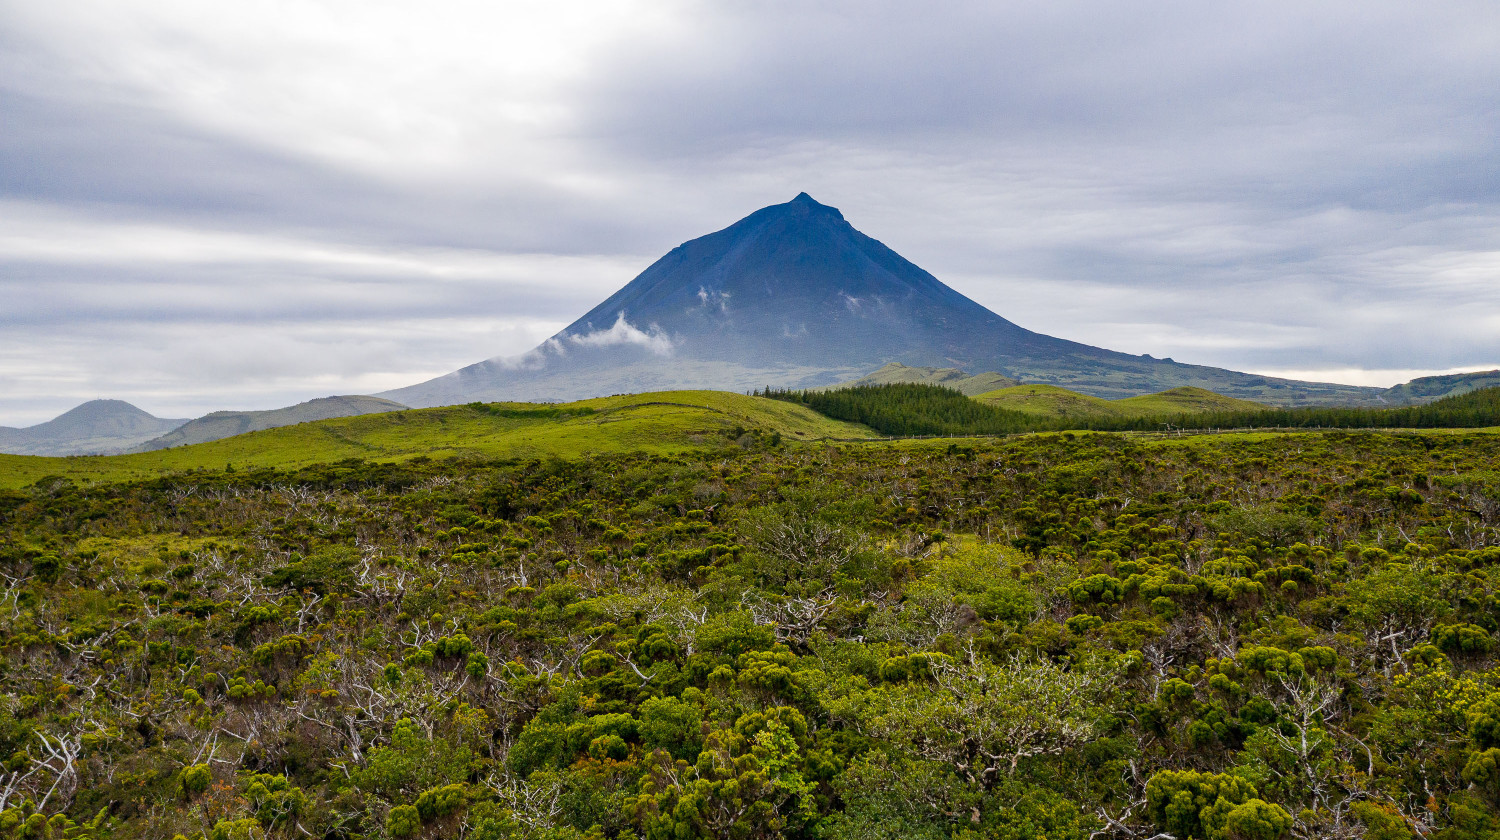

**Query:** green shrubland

left=3, top=424, right=1500, bottom=837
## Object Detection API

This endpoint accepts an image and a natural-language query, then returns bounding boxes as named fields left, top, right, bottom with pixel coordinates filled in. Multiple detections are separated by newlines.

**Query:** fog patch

left=565, top=312, right=674, bottom=355
left=697, top=286, right=731, bottom=313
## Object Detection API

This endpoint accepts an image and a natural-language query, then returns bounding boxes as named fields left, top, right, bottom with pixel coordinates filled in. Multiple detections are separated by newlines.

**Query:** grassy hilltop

left=0, top=391, right=873, bottom=489
left=974, top=384, right=1268, bottom=419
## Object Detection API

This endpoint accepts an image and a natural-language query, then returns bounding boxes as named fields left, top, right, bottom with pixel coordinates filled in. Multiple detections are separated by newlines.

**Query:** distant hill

left=381, top=193, right=1386, bottom=408
left=975, top=384, right=1267, bottom=419
left=133, top=395, right=408, bottom=451
left=824, top=363, right=1023, bottom=395
left=1380, top=370, right=1500, bottom=404
left=1072, top=383, right=1500, bottom=434
left=0, top=399, right=187, bottom=456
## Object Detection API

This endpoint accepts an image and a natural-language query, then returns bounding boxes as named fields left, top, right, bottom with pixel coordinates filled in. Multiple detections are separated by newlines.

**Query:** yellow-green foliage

left=975, top=384, right=1267, bottom=420
left=1114, top=387, right=1269, bottom=415
left=10, top=417, right=1500, bottom=839
left=0, top=391, right=875, bottom=489
left=974, top=384, right=1124, bottom=418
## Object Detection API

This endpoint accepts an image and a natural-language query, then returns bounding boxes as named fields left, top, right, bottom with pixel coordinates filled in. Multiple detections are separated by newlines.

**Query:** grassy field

left=0, top=391, right=875, bottom=489
left=974, top=384, right=1267, bottom=419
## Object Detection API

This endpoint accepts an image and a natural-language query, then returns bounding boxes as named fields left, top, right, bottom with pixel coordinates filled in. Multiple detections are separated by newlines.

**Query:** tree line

left=757, top=384, right=1035, bottom=436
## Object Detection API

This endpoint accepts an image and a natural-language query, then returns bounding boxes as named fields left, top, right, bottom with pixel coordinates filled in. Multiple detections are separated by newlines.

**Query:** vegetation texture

left=4, top=425, right=1500, bottom=839
left=769, top=383, right=1500, bottom=437
left=973, top=385, right=1266, bottom=420
left=761, top=384, right=1038, bottom=436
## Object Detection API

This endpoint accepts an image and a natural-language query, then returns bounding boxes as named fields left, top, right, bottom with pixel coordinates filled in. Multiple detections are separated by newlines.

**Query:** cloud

left=0, top=201, right=642, bottom=424
left=0, top=201, right=654, bottom=286
left=2, top=1, right=1500, bottom=424
left=0, top=310, right=571, bottom=425
left=696, top=286, right=730, bottom=313
left=1250, top=366, right=1500, bottom=390
left=564, top=313, right=674, bottom=356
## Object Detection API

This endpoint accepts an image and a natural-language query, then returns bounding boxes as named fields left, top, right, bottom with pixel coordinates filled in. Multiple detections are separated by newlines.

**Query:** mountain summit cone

left=559, top=192, right=1055, bottom=369
left=0, top=399, right=187, bottom=456
left=383, top=194, right=1379, bottom=407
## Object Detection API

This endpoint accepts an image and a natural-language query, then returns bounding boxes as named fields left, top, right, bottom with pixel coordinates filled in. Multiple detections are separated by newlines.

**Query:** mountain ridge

left=132, top=395, right=408, bottom=451
left=1381, top=370, right=1500, bottom=404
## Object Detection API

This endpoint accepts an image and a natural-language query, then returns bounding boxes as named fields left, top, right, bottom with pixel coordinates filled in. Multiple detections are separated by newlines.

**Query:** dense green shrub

left=4, top=427, right=1500, bottom=837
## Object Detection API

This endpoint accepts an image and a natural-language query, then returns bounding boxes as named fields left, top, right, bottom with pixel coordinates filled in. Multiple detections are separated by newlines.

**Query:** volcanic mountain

left=383, top=193, right=1382, bottom=407
left=0, top=399, right=188, bottom=456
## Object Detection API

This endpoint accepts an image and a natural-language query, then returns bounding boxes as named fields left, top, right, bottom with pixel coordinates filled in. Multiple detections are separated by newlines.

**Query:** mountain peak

left=55, top=398, right=157, bottom=423
left=785, top=192, right=843, bottom=220
left=0, top=399, right=189, bottom=456
left=379, top=194, right=1391, bottom=409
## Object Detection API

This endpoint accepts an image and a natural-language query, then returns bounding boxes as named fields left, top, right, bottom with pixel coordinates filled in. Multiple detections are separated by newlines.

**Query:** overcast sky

left=3, top=1, right=1499, bottom=425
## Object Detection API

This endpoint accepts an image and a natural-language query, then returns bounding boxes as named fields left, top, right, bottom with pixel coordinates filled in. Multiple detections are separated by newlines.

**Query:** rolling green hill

left=0, top=399, right=187, bottom=456
left=1113, top=386, right=1270, bottom=415
left=972, top=384, right=1122, bottom=418
left=975, top=384, right=1267, bottom=419
left=0, top=391, right=875, bottom=489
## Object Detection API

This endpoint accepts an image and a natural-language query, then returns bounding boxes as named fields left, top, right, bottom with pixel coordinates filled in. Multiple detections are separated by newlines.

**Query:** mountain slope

left=382, top=193, right=1384, bottom=407
left=133, top=395, right=408, bottom=451
left=1380, top=370, right=1500, bottom=404
left=0, top=399, right=187, bottom=456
